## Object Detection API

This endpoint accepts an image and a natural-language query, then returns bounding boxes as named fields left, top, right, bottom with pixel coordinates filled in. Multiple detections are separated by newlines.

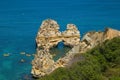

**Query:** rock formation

left=31, top=50, right=55, bottom=77
left=81, top=28, right=120, bottom=51
left=36, top=19, right=80, bottom=50
left=104, top=28, right=120, bottom=40
left=62, top=24, right=80, bottom=47
left=31, top=19, right=80, bottom=77
left=31, top=19, right=120, bottom=78
left=36, top=19, right=61, bottom=50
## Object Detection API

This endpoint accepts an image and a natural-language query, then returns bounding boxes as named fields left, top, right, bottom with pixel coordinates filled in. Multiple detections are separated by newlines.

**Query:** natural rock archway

left=31, top=19, right=80, bottom=77
left=36, top=19, right=80, bottom=50
left=31, top=19, right=120, bottom=78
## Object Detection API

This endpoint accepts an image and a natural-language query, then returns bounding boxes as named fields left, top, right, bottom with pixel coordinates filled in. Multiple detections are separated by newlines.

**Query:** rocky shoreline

left=31, top=19, right=120, bottom=78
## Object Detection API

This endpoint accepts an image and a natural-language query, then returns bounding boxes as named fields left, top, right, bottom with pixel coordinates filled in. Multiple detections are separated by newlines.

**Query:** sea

left=0, top=0, right=120, bottom=80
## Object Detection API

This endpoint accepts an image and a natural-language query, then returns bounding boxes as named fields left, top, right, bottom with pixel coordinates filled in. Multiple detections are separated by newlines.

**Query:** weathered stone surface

left=31, top=50, right=55, bottom=77
left=31, top=19, right=80, bottom=77
left=62, top=24, right=80, bottom=47
left=36, top=19, right=61, bottom=49
left=104, top=28, right=120, bottom=40
left=36, top=19, right=80, bottom=50
left=81, top=28, right=120, bottom=50
left=31, top=19, right=120, bottom=78
left=82, top=31, right=104, bottom=48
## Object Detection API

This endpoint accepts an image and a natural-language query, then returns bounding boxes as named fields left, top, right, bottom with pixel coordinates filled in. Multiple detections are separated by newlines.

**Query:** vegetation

left=38, top=37, right=120, bottom=80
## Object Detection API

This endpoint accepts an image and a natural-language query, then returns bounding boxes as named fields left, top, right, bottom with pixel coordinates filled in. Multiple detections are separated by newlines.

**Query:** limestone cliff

left=31, top=19, right=120, bottom=78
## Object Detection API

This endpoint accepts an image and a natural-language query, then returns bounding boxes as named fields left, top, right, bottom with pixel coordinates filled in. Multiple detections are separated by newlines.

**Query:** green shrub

left=38, top=37, right=120, bottom=80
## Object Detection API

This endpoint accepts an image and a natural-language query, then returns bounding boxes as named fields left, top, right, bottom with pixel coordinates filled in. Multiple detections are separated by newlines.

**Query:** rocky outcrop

left=81, top=28, right=120, bottom=50
left=31, top=19, right=80, bottom=77
left=31, top=50, right=55, bottom=77
left=81, top=31, right=104, bottom=49
left=31, top=19, right=120, bottom=78
left=104, top=28, right=120, bottom=40
left=36, top=19, right=80, bottom=50
left=36, top=19, right=61, bottom=50
left=62, top=24, right=80, bottom=47
left=62, top=28, right=120, bottom=66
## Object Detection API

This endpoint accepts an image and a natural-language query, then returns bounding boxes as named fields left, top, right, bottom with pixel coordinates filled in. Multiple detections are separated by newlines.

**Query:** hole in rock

left=50, top=41, right=72, bottom=61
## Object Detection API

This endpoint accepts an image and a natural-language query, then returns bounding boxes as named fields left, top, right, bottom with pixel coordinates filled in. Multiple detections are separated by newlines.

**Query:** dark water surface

left=0, top=0, right=120, bottom=80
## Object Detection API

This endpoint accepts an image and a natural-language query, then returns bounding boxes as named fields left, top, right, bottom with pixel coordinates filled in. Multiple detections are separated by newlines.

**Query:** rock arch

left=31, top=19, right=80, bottom=77
left=31, top=19, right=120, bottom=78
left=36, top=19, right=80, bottom=50
left=31, top=19, right=120, bottom=77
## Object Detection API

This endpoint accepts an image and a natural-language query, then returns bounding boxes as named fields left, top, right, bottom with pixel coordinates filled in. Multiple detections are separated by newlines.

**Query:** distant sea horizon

left=0, top=0, right=120, bottom=80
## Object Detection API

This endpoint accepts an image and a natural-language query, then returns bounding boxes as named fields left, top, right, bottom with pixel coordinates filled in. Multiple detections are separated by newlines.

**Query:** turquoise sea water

left=0, top=0, right=120, bottom=80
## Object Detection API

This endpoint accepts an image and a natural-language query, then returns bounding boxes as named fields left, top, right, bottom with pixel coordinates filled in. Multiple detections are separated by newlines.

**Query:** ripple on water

left=2, top=60, right=12, bottom=70
left=0, top=52, right=35, bottom=80
left=0, top=73, right=7, bottom=80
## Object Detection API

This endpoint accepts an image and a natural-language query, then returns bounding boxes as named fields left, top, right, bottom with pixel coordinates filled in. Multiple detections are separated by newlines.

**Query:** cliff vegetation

left=38, top=37, right=120, bottom=80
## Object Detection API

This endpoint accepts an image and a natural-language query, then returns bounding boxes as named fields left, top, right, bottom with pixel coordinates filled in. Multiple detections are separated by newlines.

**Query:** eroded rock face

left=81, top=28, right=120, bottom=50
left=36, top=19, right=61, bottom=50
left=65, top=28, right=120, bottom=66
left=62, top=24, right=80, bottom=47
left=104, top=28, right=120, bottom=40
left=31, top=19, right=120, bottom=78
left=36, top=19, right=80, bottom=50
left=81, top=31, right=104, bottom=48
left=31, top=19, right=80, bottom=77
left=31, top=50, right=55, bottom=77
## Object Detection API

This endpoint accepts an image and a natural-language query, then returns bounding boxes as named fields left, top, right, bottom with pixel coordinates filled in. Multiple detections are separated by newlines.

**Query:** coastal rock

left=82, top=31, right=104, bottom=48
left=31, top=50, right=55, bottom=77
left=104, top=28, right=120, bottom=40
left=65, top=28, right=120, bottom=66
left=62, top=24, right=80, bottom=47
left=31, top=19, right=120, bottom=78
left=36, top=19, right=80, bottom=50
left=81, top=28, right=120, bottom=50
left=31, top=19, right=81, bottom=77
left=20, top=59, right=25, bottom=63
left=78, top=28, right=120, bottom=58
left=3, top=53, right=10, bottom=57
left=36, top=19, right=61, bottom=49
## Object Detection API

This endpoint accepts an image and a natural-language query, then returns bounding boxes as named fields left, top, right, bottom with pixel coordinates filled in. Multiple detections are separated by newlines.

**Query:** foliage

left=38, top=37, right=120, bottom=80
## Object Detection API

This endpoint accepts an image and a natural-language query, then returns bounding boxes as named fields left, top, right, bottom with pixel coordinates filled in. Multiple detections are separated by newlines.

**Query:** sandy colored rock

left=62, top=24, right=80, bottom=47
left=3, top=53, right=10, bottom=57
left=81, top=28, right=120, bottom=50
left=31, top=19, right=81, bottom=77
left=104, top=28, right=120, bottom=40
left=36, top=19, right=61, bottom=49
left=31, top=19, right=120, bottom=78
left=31, top=50, right=55, bottom=77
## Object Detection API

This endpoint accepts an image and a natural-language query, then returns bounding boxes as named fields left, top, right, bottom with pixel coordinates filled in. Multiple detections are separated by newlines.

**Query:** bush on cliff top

left=38, top=37, right=120, bottom=80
